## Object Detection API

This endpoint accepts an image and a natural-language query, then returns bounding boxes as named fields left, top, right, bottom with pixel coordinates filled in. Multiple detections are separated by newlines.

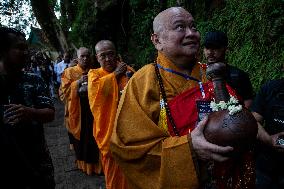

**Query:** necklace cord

left=154, top=61, right=179, bottom=136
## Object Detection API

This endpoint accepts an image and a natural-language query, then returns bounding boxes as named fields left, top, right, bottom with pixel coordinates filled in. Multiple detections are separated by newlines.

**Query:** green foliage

left=167, top=0, right=178, bottom=7
left=127, top=0, right=284, bottom=92
left=70, top=0, right=97, bottom=51
left=127, top=3, right=159, bottom=67
left=6, top=0, right=283, bottom=93
left=195, top=0, right=284, bottom=91
left=0, top=0, right=33, bottom=35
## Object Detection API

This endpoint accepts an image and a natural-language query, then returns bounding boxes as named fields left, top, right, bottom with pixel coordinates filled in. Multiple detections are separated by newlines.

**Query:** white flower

left=210, top=101, right=219, bottom=111
left=229, top=95, right=239, bottom=104
left=218, top=101, right=228, bottom=110
left=228, top=104, right=242, bottom=115
left=210, top=96, right=242, bottom=115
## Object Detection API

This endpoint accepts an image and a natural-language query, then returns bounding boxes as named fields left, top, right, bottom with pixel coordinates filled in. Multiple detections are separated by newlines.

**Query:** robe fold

left=88, top=66, right=134, bottom=189
left=111, top=52, right=254, bottom=189
left=88, top=68, right=118, bottom=156
left=60, top=65, right=101, bottom=175
left=110, top=52, right=203, bottom=189
left=60, top=65, right=84, bottom=139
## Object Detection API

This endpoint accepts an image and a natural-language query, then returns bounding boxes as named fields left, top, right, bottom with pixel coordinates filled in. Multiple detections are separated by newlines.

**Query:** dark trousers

left=256, top=152, right=284, bottom=189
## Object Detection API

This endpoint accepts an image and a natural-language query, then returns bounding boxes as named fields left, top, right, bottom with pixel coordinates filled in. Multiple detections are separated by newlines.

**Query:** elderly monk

left=60, top=47, right=101, bottom=175
left=88, top=40, right=134, bottom=189
left=108, top=7, right=253, bottom=189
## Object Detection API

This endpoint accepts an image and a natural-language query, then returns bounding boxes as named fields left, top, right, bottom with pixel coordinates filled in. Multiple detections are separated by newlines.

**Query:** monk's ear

left=151, top=33, right=163, bottom=51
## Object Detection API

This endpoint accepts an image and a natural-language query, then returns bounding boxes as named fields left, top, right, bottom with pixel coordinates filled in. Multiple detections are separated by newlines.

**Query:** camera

left=276, top=136, right=284, bottom=146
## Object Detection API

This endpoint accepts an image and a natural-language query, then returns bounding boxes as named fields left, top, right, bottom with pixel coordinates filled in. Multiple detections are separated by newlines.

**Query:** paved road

left=44, top=99, right=106, bottom=189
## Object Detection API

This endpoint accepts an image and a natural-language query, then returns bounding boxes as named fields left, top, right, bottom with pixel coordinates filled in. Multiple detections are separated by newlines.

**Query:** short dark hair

left=0, top=26, right=25, bottom=54
left=204, top=31, right=228, bottom=49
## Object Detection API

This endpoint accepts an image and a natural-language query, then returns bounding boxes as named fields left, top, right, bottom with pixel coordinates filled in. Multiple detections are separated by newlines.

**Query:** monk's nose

left=185, top=27, right=195, bottom=37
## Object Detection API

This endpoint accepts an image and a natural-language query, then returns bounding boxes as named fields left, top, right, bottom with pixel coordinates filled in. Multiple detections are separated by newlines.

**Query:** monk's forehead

left=96, top=41, right=115, bottom=52
left=78, top=48, right=90, bottom=55
left=160, top=8, right=193, bottom=26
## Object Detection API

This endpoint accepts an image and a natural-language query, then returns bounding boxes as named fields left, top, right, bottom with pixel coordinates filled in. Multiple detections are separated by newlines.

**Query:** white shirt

left=54, top=60, right=70, bottom=84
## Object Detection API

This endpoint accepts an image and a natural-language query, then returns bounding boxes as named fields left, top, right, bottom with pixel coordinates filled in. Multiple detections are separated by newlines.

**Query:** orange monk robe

left=61, top=64, right=102, bottom=175
left=88, top=66, right=134, bottom=189
left=60, top=64, right=84, bottom=140
left=110, top=52, right=207, bottom=189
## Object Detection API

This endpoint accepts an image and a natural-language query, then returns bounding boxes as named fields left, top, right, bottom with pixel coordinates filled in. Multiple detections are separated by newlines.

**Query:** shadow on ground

left=44, top=99, right=106, bottom=189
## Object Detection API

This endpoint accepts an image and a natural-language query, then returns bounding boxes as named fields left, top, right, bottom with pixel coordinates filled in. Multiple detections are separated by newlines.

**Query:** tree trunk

left=30, top=0, right=69, bottom=53
left=65, top=0, right=77, bottom=24
left=60, top=0, right=77, bottom=31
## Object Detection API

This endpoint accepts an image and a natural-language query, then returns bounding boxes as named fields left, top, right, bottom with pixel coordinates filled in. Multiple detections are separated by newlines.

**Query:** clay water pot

left=204, top=62, right=258, bottom=151
left=204, top=108, right=258, bottom=150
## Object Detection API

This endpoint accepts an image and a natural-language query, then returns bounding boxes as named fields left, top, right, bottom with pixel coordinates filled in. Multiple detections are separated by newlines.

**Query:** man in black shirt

left=252, top=78, right=284, bottom=189
left=0, top=27, right=55, bottom=189
left=203, top=31, right=254, bottom=108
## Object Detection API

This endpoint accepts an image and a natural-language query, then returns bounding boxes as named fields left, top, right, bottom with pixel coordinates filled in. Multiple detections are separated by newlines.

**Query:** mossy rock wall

left=126, top=0, right=284, bottom=91
left=70, top=0, right=283, bottom=91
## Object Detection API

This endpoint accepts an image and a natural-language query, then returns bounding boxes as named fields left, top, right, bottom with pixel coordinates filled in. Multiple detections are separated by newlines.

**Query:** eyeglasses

left=97, top=51, right=116, bottom=60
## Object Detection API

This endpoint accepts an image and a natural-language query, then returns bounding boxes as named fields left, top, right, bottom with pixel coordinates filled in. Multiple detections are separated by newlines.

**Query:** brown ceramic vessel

left=204, top=62, right=258, bottom=150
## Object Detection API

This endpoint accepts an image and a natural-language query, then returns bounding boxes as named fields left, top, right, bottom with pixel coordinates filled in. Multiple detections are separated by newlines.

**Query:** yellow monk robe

left=110, top=52, right=206, bottom=189
left=60, top=65, right=101, bottom=175
left=60, top=64, right=84, bottom=139
left=59, top=91, right=73, bottom=150
left=88, top=66, right=134, bottom=189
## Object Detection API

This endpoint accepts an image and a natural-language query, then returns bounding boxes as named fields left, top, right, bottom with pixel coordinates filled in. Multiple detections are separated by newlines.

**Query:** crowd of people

left=0, top=6, right=283, bottom=189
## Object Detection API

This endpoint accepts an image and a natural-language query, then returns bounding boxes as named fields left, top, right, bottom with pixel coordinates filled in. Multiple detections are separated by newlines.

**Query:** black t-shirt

left=226, top=65, right=254, bottom=101
left=0, top=72, right=55, bottom=188
left=251, top=79, right=284, bottom=134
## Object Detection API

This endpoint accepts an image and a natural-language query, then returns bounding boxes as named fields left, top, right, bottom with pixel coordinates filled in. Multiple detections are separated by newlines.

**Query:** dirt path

left=44, top=99, right=106, bottom=189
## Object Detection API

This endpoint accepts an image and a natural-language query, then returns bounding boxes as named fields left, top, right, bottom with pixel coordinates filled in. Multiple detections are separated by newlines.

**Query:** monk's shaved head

left=77, top=47, right=90, bottom=57
left=153, top=7, right=189, bottom=34
left=95, top=40, right=118, bottom=72
left=95, top=40, right=116, bottom=54
left=76, top=47, right=91, bottom=69
left=151, top=6, right=200, bottom=70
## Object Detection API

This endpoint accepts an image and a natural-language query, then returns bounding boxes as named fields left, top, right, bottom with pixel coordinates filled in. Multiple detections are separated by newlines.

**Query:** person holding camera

left=203, top=31, right=254, bottom=108
left=0, top=26, right=55, bottom=189
left=252, top=77, right=284, bottom=189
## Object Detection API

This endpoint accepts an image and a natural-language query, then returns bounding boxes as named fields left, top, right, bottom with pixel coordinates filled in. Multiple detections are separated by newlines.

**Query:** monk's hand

left=114, top=62, right=127, bottom=78
left=190, top=116, right=234, bottom=162
left=271, top=132, right=284, bottom=153
left=78, top=75, right=88, bottom=86
left=3, top=104, right=32, bottom=125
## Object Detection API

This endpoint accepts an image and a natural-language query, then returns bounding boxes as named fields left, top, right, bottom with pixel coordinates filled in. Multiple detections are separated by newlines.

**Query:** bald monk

left=60, top=47, right=101, bottom=175
left=108, top=7, right=254, bottom=189
left=88, top=40, right=134, bottom=189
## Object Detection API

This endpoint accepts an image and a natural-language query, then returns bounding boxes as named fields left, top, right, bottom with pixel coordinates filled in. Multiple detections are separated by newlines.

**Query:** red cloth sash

left=167, top=82, right=255, bottom=189
left=167, top=81, right=239, bottom=136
